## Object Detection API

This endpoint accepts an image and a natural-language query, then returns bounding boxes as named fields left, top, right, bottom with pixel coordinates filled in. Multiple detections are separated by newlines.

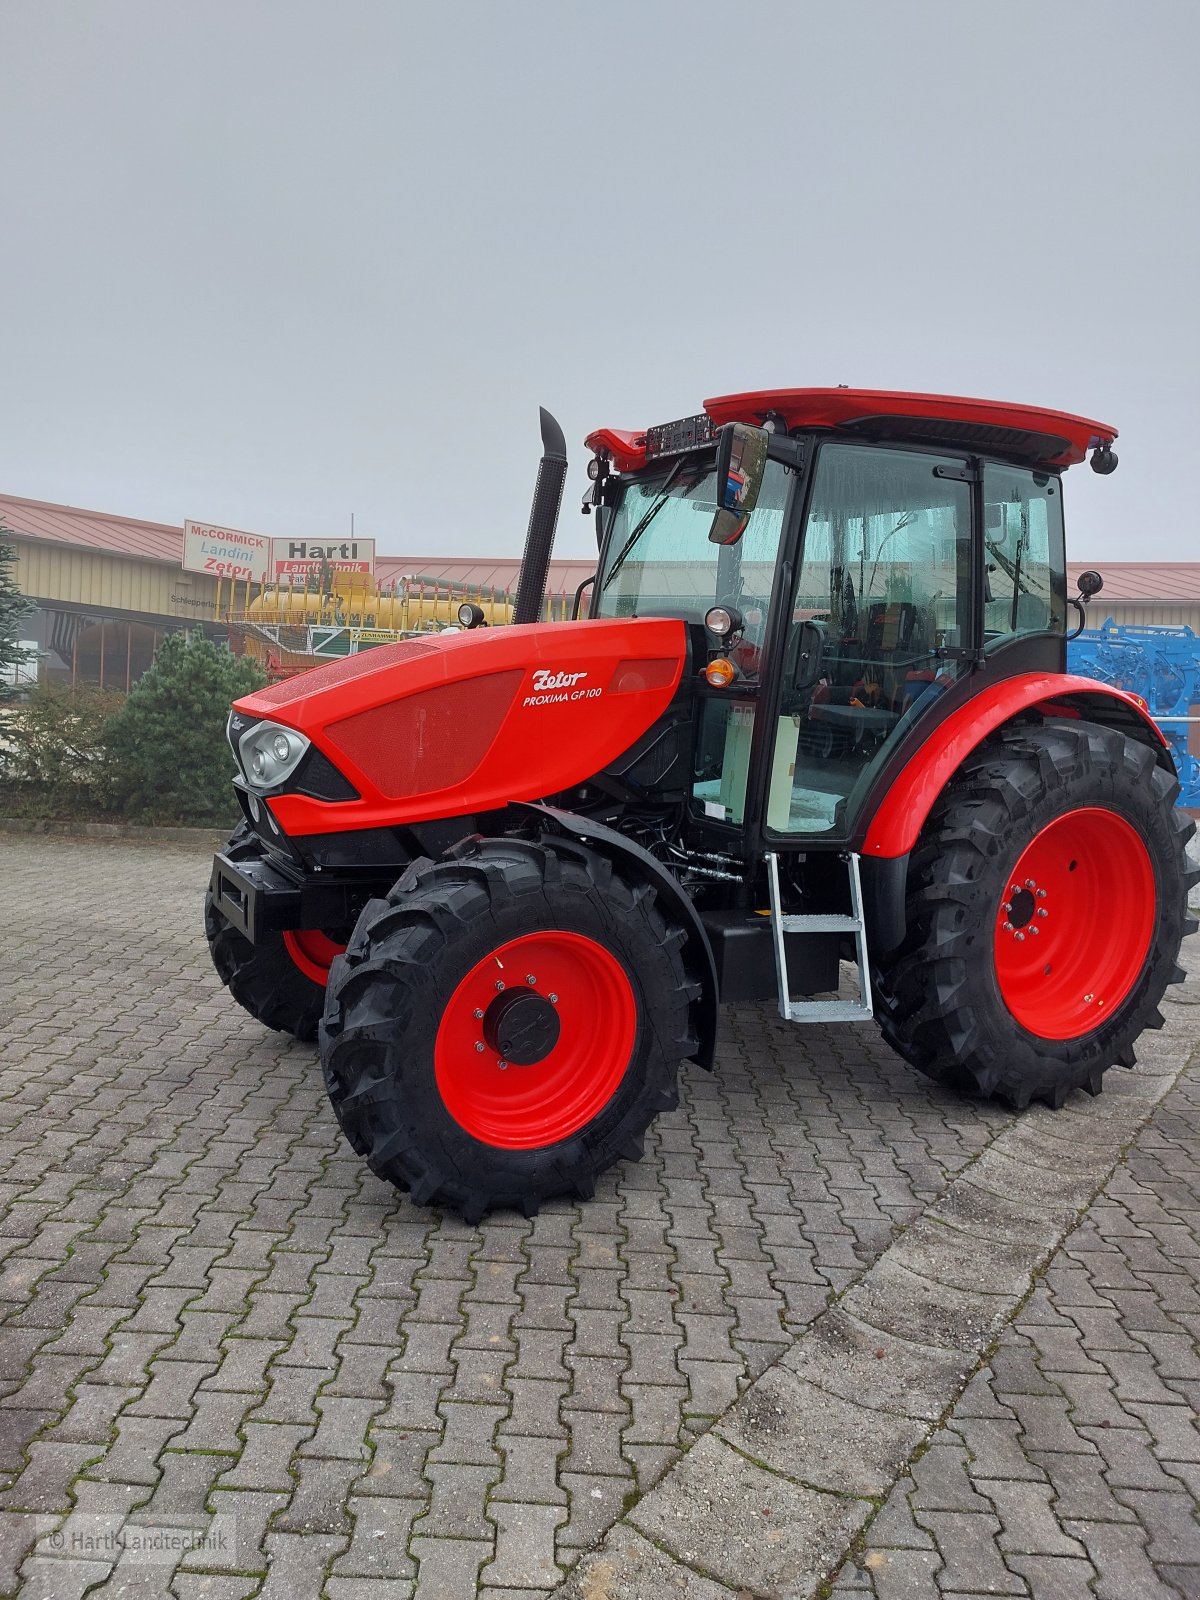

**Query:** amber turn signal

left=705, top=658, right=738, bottom=688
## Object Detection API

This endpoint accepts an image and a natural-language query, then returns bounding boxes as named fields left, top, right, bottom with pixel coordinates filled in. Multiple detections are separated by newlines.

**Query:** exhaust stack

left=513, top=408, right=568, bottom=625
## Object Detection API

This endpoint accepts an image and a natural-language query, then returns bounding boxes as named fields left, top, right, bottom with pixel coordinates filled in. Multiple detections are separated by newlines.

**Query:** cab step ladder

left=765, top=850, right=874, bottom=1023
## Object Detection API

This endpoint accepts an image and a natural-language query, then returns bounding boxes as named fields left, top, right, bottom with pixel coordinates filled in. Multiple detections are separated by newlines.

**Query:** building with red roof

left=2, top=488, right=1198, bottom=690
left=0, top=491, right=595, bottom=689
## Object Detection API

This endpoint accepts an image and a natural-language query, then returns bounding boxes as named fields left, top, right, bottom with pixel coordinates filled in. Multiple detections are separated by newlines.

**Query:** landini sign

left=183, top=521, right=272, bottom=583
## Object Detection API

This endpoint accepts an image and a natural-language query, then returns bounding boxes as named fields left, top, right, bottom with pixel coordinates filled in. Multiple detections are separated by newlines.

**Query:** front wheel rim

left=994, top=807, right=1156, bottom=1041
left=283, top=928, right=346, bottom=986
left=435, top=930, right=637, bottom=1149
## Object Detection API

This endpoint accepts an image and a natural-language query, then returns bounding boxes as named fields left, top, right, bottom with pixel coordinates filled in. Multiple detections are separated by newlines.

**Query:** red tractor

left=207, top=389, right=1198, bottom=1219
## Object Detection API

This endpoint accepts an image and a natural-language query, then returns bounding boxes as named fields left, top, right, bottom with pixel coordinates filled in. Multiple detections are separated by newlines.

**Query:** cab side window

left=768, top=445, right=972, bottom=835
left=982, top=466, right=1066, bottom=643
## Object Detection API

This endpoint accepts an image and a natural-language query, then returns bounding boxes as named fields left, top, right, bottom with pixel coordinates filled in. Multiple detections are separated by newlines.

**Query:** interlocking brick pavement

left=0, top=833, right=1017, bottom=1594
left=831, top=985, right=1200, bottom=1599
left=1, top=831, right=1196, bottom=1598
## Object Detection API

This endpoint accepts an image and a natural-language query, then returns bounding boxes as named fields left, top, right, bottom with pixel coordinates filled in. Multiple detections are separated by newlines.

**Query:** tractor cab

left=585, top=389, right=1110, bottom=857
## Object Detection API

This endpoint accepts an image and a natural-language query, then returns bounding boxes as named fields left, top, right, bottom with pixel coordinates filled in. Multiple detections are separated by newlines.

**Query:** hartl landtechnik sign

left=270, top=538, right=376, bottom=578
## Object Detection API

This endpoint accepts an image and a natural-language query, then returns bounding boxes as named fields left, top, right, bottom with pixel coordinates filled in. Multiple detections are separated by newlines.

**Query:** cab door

left=767, top=443, right=974, bottom=840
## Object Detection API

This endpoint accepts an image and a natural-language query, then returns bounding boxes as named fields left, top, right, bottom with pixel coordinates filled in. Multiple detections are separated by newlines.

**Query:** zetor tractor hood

left=233, top=617, right=687, bottom=836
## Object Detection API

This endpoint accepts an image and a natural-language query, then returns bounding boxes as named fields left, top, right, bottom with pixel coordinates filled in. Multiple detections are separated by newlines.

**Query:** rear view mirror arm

left=572, top=576, right=596, bottom=621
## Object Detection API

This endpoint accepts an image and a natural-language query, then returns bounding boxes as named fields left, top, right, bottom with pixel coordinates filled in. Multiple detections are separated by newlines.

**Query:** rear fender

left=514, top=803, right=720, bottom=1071
left=862, top=672, right=1174, bottom=862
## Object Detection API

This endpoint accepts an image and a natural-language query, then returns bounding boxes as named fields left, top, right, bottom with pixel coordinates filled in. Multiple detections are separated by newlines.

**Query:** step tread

left=778, top=913, right=861, bottom=933
left=784, top=999, right=874, bottom=1023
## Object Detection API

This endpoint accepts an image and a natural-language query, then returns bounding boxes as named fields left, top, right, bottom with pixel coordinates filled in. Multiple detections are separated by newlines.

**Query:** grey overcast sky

left=1, top=1, right=1197, bottom=562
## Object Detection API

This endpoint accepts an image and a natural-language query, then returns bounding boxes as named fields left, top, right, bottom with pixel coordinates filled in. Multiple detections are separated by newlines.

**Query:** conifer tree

left=0, top=527, right=35, bottom=700
left=102, top=630, right=267, bottom=823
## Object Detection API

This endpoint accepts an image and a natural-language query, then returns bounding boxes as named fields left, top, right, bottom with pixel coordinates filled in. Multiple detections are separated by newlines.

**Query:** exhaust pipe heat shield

left=513, top=408, right=568, bottom=626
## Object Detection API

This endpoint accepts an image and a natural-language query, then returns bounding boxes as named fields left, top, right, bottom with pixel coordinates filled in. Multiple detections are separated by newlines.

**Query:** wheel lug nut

left=1037, top=908, right=1048, bottom=918
left=1009, top=885, right=1020, bottom=896
left=525, top=974, right=537, bottom=986
left=495, top=981, right=505, bottom=992
left=1015, top=932, right=1026, bottom=942
left=548, top=993, right=558, bottom=1004
left=1036, top=889, right=1047, bottom=899
left=1002, top=901, right=1012, bottom=912
left=497, top=1059, right=508, bottom=1070
left=475, top=1042, right=485, bottom=1053
left=473, top=1008, right=484, bottom=1020
left=1003, top=921, right=1014, bottom=931
left=1025, top=879, right=1036, bottom=890
left=1030, top=926, right=1039, bottom=935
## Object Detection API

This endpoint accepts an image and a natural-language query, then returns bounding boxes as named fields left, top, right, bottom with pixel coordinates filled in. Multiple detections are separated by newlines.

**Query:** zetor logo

left=533, top=669, right=587, bottom=691
left=523, top=667, right=602, bottom=708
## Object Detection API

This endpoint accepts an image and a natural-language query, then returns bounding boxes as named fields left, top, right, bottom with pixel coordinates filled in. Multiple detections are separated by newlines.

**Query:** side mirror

left=1067, top=570, right=1104, bottom=641
left=708, top=422, right=768, bottom=546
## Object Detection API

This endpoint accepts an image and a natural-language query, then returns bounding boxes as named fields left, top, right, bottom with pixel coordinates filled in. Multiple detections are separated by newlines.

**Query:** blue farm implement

left=1069, top=619, right=1200, bottom=809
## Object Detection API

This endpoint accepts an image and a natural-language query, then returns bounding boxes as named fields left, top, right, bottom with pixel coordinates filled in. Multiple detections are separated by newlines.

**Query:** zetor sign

left=270, top=538, right=376, bottom=578
left=183, top=521, right=271, bottom=582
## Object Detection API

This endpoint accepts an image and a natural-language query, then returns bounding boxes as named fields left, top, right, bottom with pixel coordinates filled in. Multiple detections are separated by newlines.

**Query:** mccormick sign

left=270, top=538, right=376, bottom=579
left=183, top=521, right=271, bottom=582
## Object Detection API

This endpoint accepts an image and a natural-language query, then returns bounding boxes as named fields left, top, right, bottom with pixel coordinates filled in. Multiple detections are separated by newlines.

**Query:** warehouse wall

left=1102, top=603, right=1200, bottom=631
left=10, top=536, right=216, bottom=620
left=9, top=536, right=224, bottom=689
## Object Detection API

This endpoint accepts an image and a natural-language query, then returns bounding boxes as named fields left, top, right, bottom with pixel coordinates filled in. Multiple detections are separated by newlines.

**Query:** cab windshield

left=594, top=458, right=790, bottom=663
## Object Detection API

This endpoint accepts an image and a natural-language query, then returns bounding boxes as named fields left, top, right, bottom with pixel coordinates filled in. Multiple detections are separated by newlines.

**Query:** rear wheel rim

left=994, top=807, right=1155, bottom=1041
left=283, top=928, right=346, bottom=986
left=435, top=930, right=637, bottom=1149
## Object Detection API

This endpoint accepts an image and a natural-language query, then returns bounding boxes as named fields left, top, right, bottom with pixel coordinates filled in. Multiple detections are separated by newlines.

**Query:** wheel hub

left=1006, top=886, right=1037, bottom=929
left=483, top=988, right=561, bottom=1065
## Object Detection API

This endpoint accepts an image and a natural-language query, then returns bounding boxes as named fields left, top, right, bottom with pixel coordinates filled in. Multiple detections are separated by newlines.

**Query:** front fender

left=514, top=802, right=720, bottom=1071
left=861, top=672, right=1172, bottom=860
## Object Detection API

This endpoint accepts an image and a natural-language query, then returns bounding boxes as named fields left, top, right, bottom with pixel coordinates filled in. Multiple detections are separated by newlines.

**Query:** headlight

left=704, top=605, right=744, bottom=640
left=237, top=720, right=310, bottom=790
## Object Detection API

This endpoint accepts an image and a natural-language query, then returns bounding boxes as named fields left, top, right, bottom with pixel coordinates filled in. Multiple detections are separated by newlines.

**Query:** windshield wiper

left=601, top=459, right=687, bottom=592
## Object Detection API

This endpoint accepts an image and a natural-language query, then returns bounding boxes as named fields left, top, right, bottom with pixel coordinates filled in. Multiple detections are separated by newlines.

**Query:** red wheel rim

left=434, top=931, right=637, bottom=1149
left=283, top=929, right=346, bottom=985
left=994, top=807, right=1155, bottom=1041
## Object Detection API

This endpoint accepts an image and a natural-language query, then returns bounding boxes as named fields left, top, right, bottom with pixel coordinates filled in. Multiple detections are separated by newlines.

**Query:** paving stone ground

left=0, top=832, right=1196, bottom=1599
left=826, top=1002, right=1200, bottom=1600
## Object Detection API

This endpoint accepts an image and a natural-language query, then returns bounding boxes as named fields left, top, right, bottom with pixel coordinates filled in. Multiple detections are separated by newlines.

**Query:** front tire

left=320, top=835, right=698, bottom=1220
left=876, top=720, right=1197, bottom=1108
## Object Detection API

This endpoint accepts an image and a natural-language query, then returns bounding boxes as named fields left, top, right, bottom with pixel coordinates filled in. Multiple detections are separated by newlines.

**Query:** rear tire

left=205, top=822, right=336, bottom=1042
left=875, top=720, right=1197, bottom=1109
left=320, top=835, right=698, bottom=1220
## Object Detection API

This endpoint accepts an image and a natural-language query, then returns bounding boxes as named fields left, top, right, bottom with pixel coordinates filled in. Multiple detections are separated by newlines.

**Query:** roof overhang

left=587, top=388, right=1117, bottom=472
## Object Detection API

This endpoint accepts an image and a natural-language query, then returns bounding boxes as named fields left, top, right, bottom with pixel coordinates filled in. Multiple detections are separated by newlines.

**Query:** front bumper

left=210, top=846, right=394, bottom=946
left=210, top=850, right=303, bottom=944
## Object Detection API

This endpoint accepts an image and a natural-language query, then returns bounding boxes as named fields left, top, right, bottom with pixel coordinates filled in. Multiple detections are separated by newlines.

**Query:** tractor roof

left=586, top=389, right=1117, bottom=474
